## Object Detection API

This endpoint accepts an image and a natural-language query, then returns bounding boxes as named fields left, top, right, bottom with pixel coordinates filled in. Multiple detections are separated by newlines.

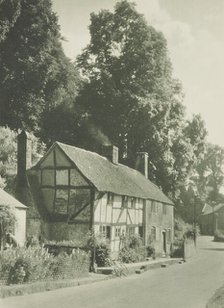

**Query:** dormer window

left=130, top=197, right=136, bottom=209
left=122, top=196, right=128, bottom=208
left=107, top=193, right=114, bottom=205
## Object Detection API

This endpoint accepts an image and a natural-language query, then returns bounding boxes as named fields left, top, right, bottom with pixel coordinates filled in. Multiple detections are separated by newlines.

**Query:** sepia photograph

left=0, top=1, right=224, bottom=307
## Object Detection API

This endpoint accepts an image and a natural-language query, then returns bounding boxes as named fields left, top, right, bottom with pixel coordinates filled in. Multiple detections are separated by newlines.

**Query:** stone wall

left=145, top=200, right=174, bottom=255
left=184, top=238, right=196, bottom=259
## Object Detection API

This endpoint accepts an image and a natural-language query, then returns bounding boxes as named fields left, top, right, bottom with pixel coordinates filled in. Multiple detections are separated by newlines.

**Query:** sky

left=52, top=0, right=224, bottom=147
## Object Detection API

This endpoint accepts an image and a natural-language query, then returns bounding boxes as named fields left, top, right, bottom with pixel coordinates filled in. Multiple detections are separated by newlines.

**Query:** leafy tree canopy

left=76, top=0, right=196, bottom=197
left=0, top=0, right=81, bottom=133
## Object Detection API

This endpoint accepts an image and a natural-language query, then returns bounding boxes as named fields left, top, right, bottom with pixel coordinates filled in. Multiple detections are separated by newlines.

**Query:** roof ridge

left=57, top=142, right=109, bottom=161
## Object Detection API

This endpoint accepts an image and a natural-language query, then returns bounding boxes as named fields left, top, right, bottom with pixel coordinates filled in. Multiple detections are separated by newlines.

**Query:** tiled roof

left=0, top=188, right=27, bottom=209
left=202, top=203, right=224, bottom=216
left=53, top=142, right=173, bottom=205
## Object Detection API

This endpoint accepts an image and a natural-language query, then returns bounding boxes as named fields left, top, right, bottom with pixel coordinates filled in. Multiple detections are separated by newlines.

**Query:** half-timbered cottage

left=18, top=131, right=174, bottom=257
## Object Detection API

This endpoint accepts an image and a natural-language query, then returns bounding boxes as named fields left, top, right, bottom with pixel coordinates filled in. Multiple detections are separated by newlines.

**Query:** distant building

left=0, top=188, right=27, bottom=247
left=200, top=203, right=224, bottom=235
left=16, top=131, right=174, bottom=257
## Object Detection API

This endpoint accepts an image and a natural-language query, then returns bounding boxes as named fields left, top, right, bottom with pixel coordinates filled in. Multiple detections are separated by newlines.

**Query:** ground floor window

left=99, top=225, right=111, bottom=240
left=127, top=226, right=135, bottom=237
left=139, top=226, right=143, bottom=238
left=115, top=227, right=121, bottom=238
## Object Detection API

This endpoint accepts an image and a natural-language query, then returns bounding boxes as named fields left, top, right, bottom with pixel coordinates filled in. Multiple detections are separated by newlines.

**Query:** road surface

left=1, top=236, right=224, bottom=308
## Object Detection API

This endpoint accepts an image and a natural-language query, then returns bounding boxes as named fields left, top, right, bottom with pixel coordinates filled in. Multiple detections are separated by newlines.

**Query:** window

left=122, top=196, right=128, bottom=208
left=151, top=201, right=157, bottom=213
left=115, top=227, right=121, bottom=238
left=139, top=199, right=143, bottom=210
left=107, top=193, right=114, bottom=206
left=106, top=226, right=111, bottom=240
left=162, top=204, right=167, bottom=215
left=99, top=225, right=111, bottom=239
left=99, top=225, right=106, bottom=236
left=151, top=226, right=156, bottom=241
left=127, top=226, right=135, bottom=237
left=130, top=197, right=136, bottom=209
left=139, top=226, right=143, bottom=238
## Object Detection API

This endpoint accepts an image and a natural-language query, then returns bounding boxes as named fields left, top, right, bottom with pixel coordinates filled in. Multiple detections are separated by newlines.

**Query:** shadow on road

left=200, top=248, right=224, bottom=252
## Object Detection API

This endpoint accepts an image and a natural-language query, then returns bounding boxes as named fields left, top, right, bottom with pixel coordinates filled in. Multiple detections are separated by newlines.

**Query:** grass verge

left=0, top=274, right=107, bottom=298
left=207, top=285, right=224, bottom=308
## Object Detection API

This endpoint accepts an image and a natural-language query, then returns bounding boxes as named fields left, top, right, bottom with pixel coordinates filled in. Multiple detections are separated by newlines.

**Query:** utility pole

left=193, top=195, right=197, bottom=247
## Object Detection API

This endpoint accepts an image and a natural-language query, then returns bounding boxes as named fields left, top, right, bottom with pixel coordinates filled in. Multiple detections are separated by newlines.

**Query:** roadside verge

left=206, top=285, right=224, bottom=308
left=0, top=257, right=181, bottom=298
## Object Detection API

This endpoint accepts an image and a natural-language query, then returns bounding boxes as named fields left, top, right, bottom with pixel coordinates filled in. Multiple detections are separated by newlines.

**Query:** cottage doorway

left=162, top=231, right=167, bottom=254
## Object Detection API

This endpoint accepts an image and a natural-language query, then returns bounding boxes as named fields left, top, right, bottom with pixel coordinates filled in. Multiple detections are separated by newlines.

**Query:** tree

left=77, top=0, right=189, bottom=195
left=197, top=143, right=224, bottom=204
left=0, top=0, right=21, bottom=42
left=0, top=126, right=45, bottom=188
left=0, top=0, right=81, bottom=132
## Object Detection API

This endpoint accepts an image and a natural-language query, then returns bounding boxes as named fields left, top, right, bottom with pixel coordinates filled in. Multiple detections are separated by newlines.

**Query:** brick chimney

left=135, top=152, right=148, bottom=178
left=17, top=130, right=32, bottom=187
left=101, top=145, right=119, bottom=165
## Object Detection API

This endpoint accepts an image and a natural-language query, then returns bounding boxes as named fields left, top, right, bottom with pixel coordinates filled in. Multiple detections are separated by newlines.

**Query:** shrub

left=95, top=244, right=111, bottom=267
left=0, top=246, right=90, bottom=285
left=146, top=245, right=156, bottom=258
left=119, top=235, right=147, bottom=263
left=214, top=230, right=224, bottom=242
left=50, top=250, right=89, bottom=279
left=119, top=247, right=138, bottom=263
left=0, top=205, right=17, bottom=248
left=86, top=231, right=111, bottom=267
left=7, top=247, right=54, bottom=284
left=170, top=239, right=184, bottom=258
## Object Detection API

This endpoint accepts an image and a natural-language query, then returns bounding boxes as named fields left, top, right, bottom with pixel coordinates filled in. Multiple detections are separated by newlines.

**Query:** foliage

left=197, top=143, right=224, bottom=204
left=0, top=246, right=89, bottom=285
left=170, top=216, right=199, bottom=257
left=86, top=230, right=111, bottom=267
left=174, top=216, right=199, bottom=240
left=0, top=0, right=21, bottom=43
left=146, top=245, right=156, bottom=258
left=119, top=247, right=138, bottom=263
left=0, top=0, right=81, bottom=133
left=0, top=205, right=16, bottom=247
left=94, top=244, right=111, bottom=267
left=214, top=230, right=224, bottom=243
left=1, top=0, right=222, bottom=231
left=119, top=234, right=146, bottom=263
left=49, top=250, right=89, bottom=279
left=0, top=126, right=45, bottom=188
left=7, top=246, right=54, bottom=284
left=77, top=1, right=184, bottom=162
left=120, top=233, right=143, bottom=249
left=76, top=0, right=210, bottom=208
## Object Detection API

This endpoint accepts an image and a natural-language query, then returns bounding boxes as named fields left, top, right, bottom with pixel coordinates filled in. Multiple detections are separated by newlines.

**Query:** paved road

left=1, top=236, right=224, bottom=308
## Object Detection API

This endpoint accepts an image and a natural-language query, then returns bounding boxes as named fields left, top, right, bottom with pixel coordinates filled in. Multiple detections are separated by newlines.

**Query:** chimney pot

left=135, top=152, right=148, bottom=178
left=101, top=145, right=119, bottom=164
